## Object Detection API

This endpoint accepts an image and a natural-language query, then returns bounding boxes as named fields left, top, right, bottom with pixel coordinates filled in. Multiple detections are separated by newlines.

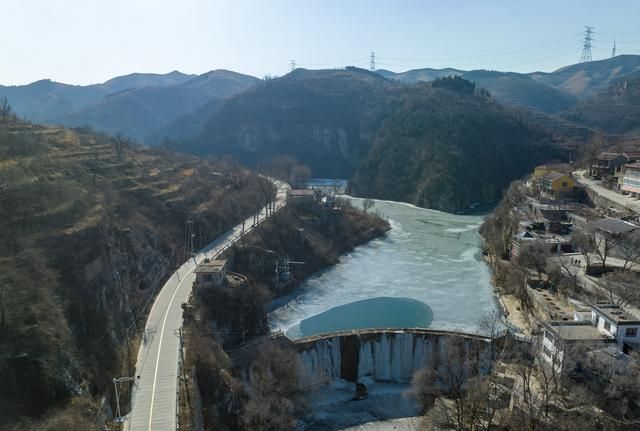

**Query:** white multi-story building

left=541, top=320, right=614, bottom=373
left=591, top=303, right=640, bottom=350
left=540, top=303, right=640, bottom=373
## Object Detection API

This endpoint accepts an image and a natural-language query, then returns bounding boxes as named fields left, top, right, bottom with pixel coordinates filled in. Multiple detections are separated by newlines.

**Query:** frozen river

left=269, top=197, right=499, bottom=338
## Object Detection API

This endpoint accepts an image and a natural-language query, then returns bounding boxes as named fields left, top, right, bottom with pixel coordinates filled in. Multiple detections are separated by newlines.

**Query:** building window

left=625, top=327, right=638, bottom=337
left=604, top=321, right=611, bottom=332
left=562, top=181, right=568, bottom=188
left=543, top=346, right=552, bottom=358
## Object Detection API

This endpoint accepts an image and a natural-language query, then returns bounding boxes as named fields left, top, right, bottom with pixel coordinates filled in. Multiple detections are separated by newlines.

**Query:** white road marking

left=147, top=265, right=192, bottom=430
left=129, top=179, right=289, bottom=431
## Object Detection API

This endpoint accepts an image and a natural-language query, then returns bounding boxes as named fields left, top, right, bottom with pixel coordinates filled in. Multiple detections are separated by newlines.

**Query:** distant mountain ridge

left=531, top=54, right=640, bottom=98
left=53, top=70, right=259, bottom=140
left=0, top=71, right=196, bottom=123
left=0, top=70, right=259, bottom=141
left=564, top=69, right=640, bottom=134
left=377, top=55, right=640, bottom=113
left=3, top=55, right=639, bottom=141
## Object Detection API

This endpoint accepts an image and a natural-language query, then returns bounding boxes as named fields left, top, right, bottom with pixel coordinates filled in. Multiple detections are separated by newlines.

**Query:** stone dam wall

left=281, top=328, right=494, bottom=387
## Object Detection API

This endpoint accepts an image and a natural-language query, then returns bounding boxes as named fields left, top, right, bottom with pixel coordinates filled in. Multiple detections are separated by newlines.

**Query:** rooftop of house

left=596, top=152, right=624, bottom=161
left=588, top=217, right=638, bottom=235
left=624, top=162, right=640, bottom=171
left=539, top=209, right=568, bottom=222
left=592, top=303, right=640, bottom=325
left=623, top=151, right=640, bottom=160
left=287, top=189, right=315, bottom=197
left=534, top=163, right=571, bottom=172
left=544, top=321, right=614, bottom=342
left=542, top=171, right=570, bottom=181
left=195, top=259, right=227, bottom=273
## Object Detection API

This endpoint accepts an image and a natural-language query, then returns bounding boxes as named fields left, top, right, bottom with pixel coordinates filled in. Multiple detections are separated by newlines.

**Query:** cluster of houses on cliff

left=588, top=151, right=640, bottom=197
left=509, top=163, right=640, bottom=376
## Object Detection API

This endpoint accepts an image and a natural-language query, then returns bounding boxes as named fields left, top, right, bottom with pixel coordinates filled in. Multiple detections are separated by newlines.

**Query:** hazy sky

left=2, top=0, right=639, bottom=85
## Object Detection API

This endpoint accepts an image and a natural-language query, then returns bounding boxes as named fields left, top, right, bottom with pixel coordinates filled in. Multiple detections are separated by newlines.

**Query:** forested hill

left=349, top=77, right=558, bottom=212
left=563, top=70, right=640, bottom=135
left=179, top=67, right=393, bottom=178
left=172, top=72, right=559, bottom=212
left=0, top=118, right=274, bottom=428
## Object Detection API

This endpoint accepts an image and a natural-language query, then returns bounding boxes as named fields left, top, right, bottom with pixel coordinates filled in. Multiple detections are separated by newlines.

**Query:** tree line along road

left=126, top=179, right=290, bottom=431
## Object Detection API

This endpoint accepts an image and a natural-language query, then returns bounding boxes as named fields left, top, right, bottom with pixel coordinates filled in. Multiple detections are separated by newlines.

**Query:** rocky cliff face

left=179, top=68, right=390, bottom=178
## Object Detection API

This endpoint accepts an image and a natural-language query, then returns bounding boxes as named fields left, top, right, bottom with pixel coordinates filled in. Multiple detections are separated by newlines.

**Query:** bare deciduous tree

left=112, top=132, right=129, bottom=161
left=409, top=338, right=489, bottom=431
left=518, top=241, right=551, bottom=279
left=0, top=96, right=11, bottom=121
left=618, top=231, right=640, bottom=271
left=603, top=270, right=640, bottom=308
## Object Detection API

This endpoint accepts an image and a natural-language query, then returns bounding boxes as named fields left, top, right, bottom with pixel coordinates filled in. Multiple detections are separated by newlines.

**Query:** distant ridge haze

left=0, top=70, right=259, bottom=141
left=1, top=55, right=639, bottom=139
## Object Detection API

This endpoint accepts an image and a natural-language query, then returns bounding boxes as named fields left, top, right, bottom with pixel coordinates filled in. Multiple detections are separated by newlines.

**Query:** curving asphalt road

left=126, top=179, right=289, bottom=431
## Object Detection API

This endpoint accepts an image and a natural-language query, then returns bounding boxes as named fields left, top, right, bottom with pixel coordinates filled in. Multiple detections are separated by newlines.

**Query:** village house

left=286, top=189, right=315, bottom=204
left=540, top=171, right=575, bottom=195
left=533, top=165, right=554, bottom=179
left=623, top=151, right=640, bottom=163
left=589, top=152, right=627, bottom=178
left=510, top=231, right=569, bottom=260
left=540, top=302, right=640, bottom=372
left=541, top=320, right=614, bottom=373
left=620, top=162, right=640, bottom=197
left=591, top=303, right=640, bottom=352
left=194, top=259, right=228, bottom=288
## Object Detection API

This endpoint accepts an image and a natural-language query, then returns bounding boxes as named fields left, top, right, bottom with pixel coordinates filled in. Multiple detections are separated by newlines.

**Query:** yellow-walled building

left=533, top=165, right=552, bottom=178
left=542, top=171, right=575, bottom=194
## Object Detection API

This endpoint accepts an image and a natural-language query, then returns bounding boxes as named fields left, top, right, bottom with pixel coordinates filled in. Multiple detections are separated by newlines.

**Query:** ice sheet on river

left=270, top=198, right=498, bottom=336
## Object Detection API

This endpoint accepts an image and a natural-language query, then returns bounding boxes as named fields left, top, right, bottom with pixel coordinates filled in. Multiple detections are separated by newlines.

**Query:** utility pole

left=612, top=39, right=617, bottom=58
left=289, top=59, right=296, bottom=71
left=579, top=26, right=594, bottom=63
left=274, top=256, right=305, bottom=290
left=183, top=218, right=195, bottom=263
left=369, top=51, right=376, bottom=71
left=113, top=376, right=137, bottom=422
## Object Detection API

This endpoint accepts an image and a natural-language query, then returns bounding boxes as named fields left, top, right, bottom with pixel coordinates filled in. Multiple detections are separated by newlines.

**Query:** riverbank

left=180, top=198, right=390, bottom=430
left=227, top=199, right=390, bottom=302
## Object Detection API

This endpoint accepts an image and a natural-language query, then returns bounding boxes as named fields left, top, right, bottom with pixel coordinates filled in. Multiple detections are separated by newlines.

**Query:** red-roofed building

left=624, top=151, right=640, bottom=163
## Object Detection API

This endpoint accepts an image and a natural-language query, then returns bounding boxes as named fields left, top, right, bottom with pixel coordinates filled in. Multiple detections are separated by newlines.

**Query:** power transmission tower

left=612, top=39, right=616, bottom=58
left=579, top=26, right=594, bottom=63
left=369, top=52, right=376, bottom=71
left=289, top=59, right=296, bottom=71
